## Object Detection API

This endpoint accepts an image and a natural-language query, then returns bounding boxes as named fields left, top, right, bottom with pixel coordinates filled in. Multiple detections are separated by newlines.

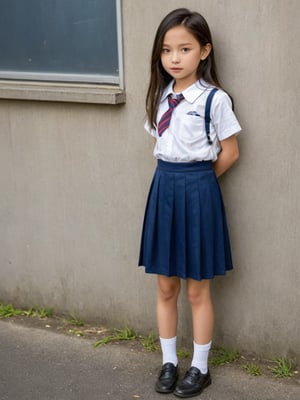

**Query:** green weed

left=177, top=348, right=190, bottom=359
left=0, top=303, right=53, bottom=319
left=269, top=358, right=294, bottom=378
left=93, top=326, right=137, bottom=348
left=243, top=363, right=262, bottom=376
left=66, top=315, right=84, bottom=327
left=209, top=346, right=240, bottom=366
left=34, top=308, right=53, bottom=318
left=0, top=303, right=24, bottom=318
left=140, top=332, right=159, bottom=352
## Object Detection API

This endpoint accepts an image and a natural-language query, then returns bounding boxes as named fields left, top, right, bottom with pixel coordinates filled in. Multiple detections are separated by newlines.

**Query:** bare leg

left=157, top=275, right=181, bottom=338
left=155, top=275, right=181, bottom=392
left=186, top=279, right=214, bottom=344
left=173, top=279, right=213, bottom=397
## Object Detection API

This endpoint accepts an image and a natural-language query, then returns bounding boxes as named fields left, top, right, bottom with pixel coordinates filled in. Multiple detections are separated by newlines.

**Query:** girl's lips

left=170, top=68, right=183, bottom=71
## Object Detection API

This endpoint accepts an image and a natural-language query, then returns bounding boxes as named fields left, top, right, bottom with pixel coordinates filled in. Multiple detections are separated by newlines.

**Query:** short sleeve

left=144, top=119, right=157, bottom=137
left=211, top=91, right=242, bottom=141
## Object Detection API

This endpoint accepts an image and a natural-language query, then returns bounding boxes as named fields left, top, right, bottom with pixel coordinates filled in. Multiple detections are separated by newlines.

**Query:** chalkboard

left=0, top=0, right=122, bottom=85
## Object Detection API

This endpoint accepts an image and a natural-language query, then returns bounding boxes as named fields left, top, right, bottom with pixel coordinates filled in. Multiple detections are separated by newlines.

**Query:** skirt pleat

left=138, top=160, right=233, bottom=280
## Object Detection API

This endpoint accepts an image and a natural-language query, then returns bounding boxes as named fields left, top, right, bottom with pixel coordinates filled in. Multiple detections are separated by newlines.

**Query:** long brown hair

left=146, top=8, right=222, bottom=130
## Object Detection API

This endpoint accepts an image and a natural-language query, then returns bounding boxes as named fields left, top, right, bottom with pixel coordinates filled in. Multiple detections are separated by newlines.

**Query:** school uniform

left=139, top=79, right=241, bottom=281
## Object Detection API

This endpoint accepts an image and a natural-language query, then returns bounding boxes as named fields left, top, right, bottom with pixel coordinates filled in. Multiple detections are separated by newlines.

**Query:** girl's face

left=161, top=25, right=211, bottom=91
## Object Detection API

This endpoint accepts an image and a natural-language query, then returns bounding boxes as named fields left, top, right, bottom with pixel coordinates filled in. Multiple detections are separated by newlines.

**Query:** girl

left=139, top=8, right=241, bottom=398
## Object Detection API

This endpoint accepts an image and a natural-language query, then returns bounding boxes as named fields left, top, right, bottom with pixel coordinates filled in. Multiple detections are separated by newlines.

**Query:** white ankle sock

left=160, top=336, right=178, bottom=367
left=191, top=341, right=212, bottom=374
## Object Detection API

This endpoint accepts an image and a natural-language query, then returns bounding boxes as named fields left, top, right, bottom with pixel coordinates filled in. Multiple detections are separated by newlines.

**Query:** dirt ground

left=2, top=313, right=299, bottom=387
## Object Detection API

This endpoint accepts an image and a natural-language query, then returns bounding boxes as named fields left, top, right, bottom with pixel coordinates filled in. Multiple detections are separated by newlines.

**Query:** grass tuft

left=93, top=326, right=137, bottom=348
left=243, top=363, right=262, bottom=376
left=0, top=303, right=53, bottom=319
left=209, top=346, right=241, bottom=366
left=140, top=332, right=159, bottom=352
left=268, top=358, right=294, bottom=378
left=65, top=315, right=84, bottom=327
left=177, top=348, right=190, bottom=359
left=0, top=303, right=24, bottom=318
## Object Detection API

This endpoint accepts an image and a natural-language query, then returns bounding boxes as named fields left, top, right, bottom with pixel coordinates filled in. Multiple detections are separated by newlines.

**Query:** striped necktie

left=157, top=93, right=184, bottom=136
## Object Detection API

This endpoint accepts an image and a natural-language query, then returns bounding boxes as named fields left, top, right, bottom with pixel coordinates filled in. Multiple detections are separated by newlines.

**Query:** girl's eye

left=162, top=48, right=170, bottom=53
left=182, top=47, right=190, bottom=53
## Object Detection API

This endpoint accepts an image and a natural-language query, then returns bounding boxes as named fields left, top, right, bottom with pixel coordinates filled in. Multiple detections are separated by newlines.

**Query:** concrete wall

left=0, top=0, right=299, bottom=362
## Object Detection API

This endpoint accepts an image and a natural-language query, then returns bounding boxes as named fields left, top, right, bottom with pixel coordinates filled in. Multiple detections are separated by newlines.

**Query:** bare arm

left=212, top=135, right=239, bottom=178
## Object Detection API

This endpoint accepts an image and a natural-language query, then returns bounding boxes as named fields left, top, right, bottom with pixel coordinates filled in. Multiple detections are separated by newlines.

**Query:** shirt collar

left=160, top=79, right=212, bottom=104
left=160, top=81, right=175, bottom=102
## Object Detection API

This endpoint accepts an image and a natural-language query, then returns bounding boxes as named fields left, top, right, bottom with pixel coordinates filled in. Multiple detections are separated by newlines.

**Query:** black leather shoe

left=174, top=367, right=211, bottom=398
left=155, top=362, right=179, bottom=393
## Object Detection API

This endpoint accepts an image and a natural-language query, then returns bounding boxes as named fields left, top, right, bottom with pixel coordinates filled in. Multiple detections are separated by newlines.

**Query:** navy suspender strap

left=204, top=87, right=218, bottom=145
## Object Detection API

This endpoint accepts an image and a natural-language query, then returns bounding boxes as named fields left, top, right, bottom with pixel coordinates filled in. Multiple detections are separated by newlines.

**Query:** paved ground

left=0, top=319, right=299, bottom=400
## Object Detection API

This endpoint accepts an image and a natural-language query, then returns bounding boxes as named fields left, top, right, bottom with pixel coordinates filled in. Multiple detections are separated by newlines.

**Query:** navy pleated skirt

left=138, top=160, right=233, bottom=280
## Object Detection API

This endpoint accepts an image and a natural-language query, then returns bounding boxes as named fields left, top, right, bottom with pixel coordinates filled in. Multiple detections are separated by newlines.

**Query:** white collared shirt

left=145, top=79, right=242, bottom=162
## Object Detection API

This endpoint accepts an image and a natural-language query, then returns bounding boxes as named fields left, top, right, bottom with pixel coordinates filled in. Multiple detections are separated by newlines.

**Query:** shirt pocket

left=177, top=113, right=207, bottom=142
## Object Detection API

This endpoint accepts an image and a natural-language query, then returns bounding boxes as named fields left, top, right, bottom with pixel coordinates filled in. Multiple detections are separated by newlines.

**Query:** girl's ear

left=200, top=43, right=212, bottom=61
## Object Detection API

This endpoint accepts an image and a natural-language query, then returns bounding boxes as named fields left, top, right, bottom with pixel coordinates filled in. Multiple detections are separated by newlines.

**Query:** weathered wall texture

left=0, top=1, right=299, bottom=361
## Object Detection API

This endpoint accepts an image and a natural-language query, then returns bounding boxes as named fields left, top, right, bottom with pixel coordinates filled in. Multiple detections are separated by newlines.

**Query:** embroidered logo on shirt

left=187, top=111, right=201, bottom=117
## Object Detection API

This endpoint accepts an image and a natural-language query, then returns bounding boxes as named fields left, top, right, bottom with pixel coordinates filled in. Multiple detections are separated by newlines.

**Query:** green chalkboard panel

left=0, top=0, right=122, bottom=84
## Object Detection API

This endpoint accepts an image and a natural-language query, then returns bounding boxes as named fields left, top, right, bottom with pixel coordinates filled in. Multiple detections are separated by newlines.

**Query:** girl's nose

left=171, top=52, right=180, bottom=63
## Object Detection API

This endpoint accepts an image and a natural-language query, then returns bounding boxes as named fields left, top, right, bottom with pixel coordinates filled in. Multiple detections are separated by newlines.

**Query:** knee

left=158, top=280, right=180, bottom=302
left=187, top=283, right=211, bottom=307
left=187, top=288, right=202, bottom=306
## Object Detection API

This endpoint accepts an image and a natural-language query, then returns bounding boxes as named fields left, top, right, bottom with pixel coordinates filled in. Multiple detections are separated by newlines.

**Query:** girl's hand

left=213, top=135, right=239, bottom=177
